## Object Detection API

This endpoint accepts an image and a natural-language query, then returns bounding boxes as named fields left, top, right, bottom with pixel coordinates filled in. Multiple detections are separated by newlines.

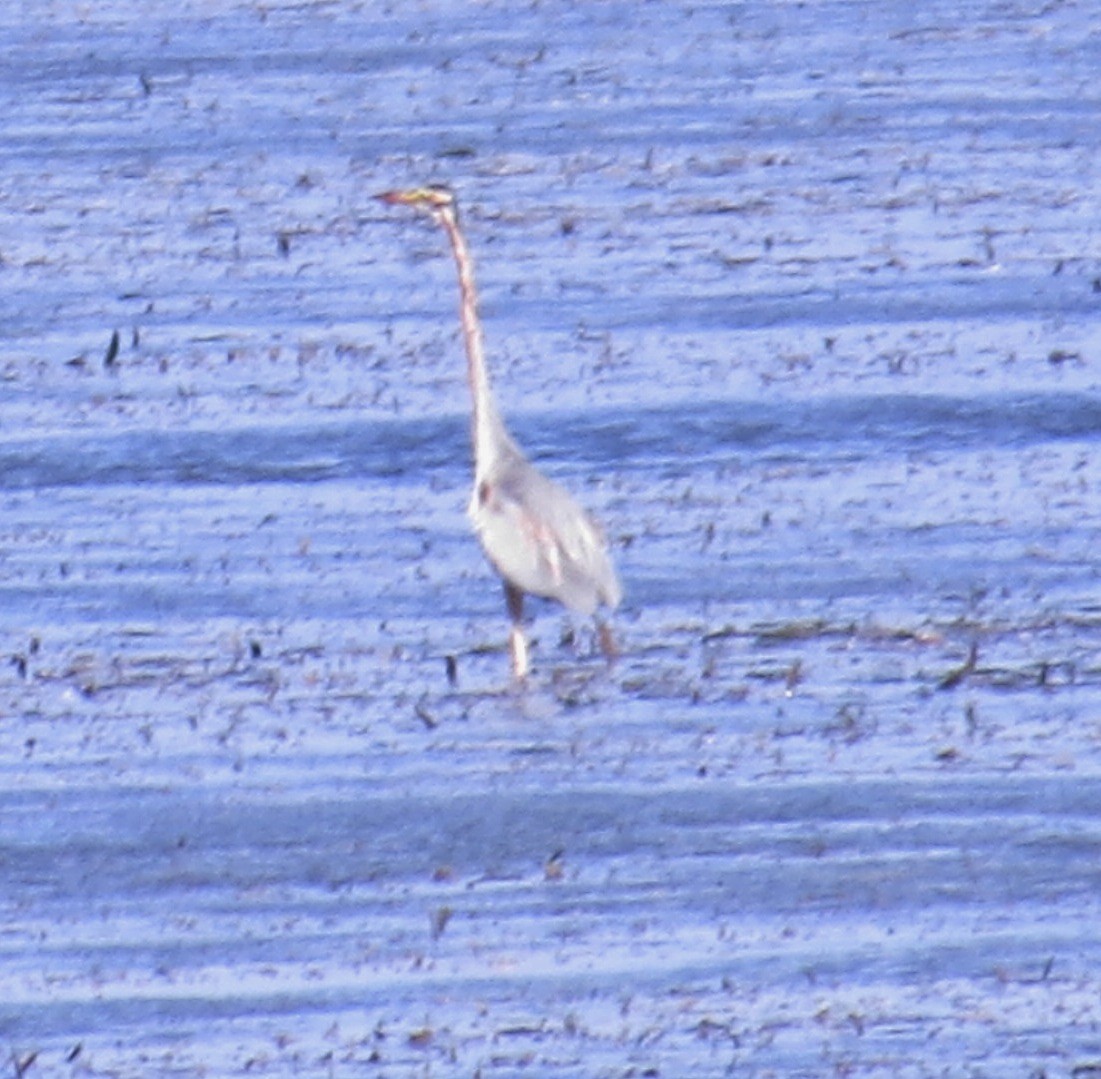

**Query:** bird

left=375, top=185, right=621, bottom=679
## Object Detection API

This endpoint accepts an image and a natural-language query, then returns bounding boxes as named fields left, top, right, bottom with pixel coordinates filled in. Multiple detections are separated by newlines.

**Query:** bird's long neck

left=437, top=205, right=514, bottom=473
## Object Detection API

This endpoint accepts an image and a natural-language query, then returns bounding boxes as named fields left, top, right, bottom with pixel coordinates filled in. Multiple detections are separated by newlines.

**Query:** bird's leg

left=595, top=618, right=618, bottom=665
left=509, top=625, right=530, bottom=680
left=503, top=581, right=529, bottom=679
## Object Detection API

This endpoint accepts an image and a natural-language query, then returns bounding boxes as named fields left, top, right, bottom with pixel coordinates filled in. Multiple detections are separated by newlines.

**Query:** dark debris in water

left=2, top=1, right=1101, bottom=1076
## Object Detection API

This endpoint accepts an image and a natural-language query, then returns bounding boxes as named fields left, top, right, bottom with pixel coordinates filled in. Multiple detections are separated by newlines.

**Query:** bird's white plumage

left=469, top=446, right=620, bottom=616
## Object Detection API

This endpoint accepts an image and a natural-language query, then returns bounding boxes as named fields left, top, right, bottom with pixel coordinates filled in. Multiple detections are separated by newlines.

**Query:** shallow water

left=2, top=1, right=1101, bottom=1076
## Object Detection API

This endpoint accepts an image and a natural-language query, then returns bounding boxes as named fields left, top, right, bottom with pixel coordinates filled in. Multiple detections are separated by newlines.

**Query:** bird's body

left=471, top=442, right=618, bottom=615
left=376, top=185, right=620, bottom=677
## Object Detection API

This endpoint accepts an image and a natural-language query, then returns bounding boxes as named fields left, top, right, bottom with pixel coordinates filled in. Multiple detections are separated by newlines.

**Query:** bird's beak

left=374, top=186, right=454, bottom=211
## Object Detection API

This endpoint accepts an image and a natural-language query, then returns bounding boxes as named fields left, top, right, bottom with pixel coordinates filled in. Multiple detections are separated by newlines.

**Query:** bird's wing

left=472, top=458, right=621, bottom=614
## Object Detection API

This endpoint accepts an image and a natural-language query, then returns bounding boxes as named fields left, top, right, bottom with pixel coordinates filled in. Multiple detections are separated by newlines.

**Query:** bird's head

left=374, top=185, right=456, bottom=220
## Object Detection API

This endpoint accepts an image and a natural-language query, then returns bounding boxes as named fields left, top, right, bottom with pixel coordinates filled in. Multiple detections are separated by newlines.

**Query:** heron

left=375, top=185, right=621, bottom=679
